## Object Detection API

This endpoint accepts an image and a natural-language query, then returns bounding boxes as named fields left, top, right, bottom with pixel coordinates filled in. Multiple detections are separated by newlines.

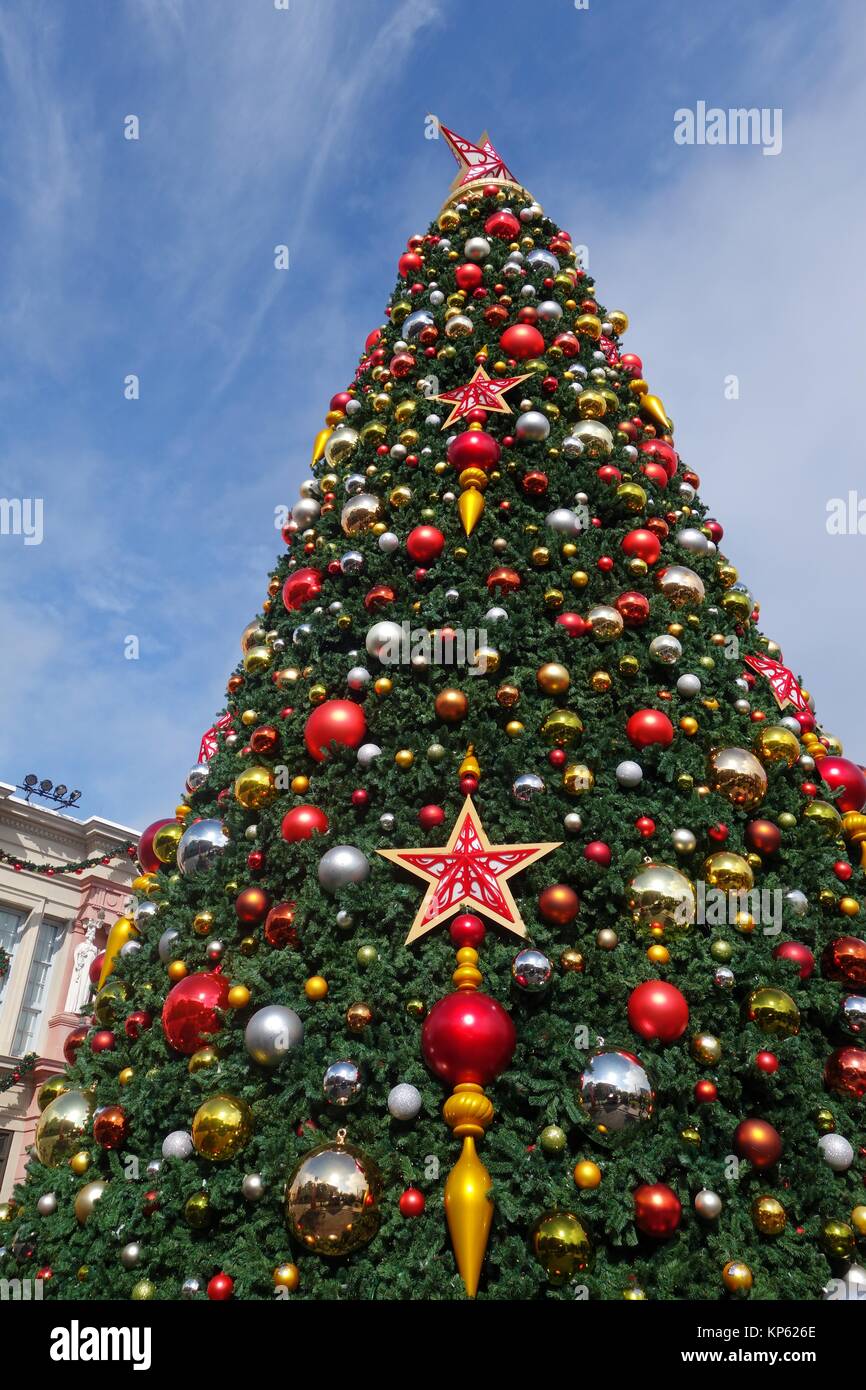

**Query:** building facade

left=0, top=782, right=138, bottom=1199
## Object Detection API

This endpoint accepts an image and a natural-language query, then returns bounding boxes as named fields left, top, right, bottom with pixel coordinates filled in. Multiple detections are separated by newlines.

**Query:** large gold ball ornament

left=74, top=1180, right=108, bottom=1225
left=851, top=1204, right=866, bottom=1236
left=820, top=1220, right=856, bottom=1260
left=243, top=645, right=272, bottom=674
left=273, top=1262, right=300, bottom=1291
left=531, top=1210, right=594, bottom=1285
left=707, top=747, right=767, bottom=809
left=69, top=1149, right=91, bottom=1175
left=541, top=709, right=583, bottom=747
left=37, top=1077, right=69, bottom=1112
left=341, top=492, right=383, bottom=536
left=152, top=822, right=183, bottom=864
left=703, top=852, right=754, bottom=892
left=722, top=1261, right=753, bottom=1294
left=537, top=662, right=570, bottom=695
left=563, top=763, right=594, bottom=796
left=802, top=799, right=843, bottom=838
left=586, top=604, right=624, bottom=642
left=234, top=765, right=277, bottom=810
left=191, top=1094, right=253, bottom=1161
left=573, top=1161, right=602, bottom=1190
left=628, top=862, right=696, bottom=932
left=94, top=976, right=128, bottom=1026
left=722, top=588, right=752, bottom=623
left=655, top=565, right=705, bottom=608
left=286, top=1139, right=383, bottom=1256
left=754, top=725, right=801, bottom=768
left=35, top=1090, right=94, bottom=1168
left=189, top=1045, right=220, bottom=1074
left=745, top=986, right=800, bottom=1037
left=751, top=1195, right=786, bottom=1236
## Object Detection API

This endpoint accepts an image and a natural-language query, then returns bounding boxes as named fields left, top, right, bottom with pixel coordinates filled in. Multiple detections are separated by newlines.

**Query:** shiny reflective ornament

left=341, top=493, right=383, bottom=536
left=655, top=565, right=704, bottom=608
left=704, top=851, right=753, bottom=892
left=323, top=1059, right=363, bottom=1106
left=35, top=1090, right=93, bottom=1168
left=818, top=1132, right=854, bottom=1171
left=365, top=620, right=404, bottom=662
left=120, top=1242, right=141, bottom=1270
left=649, top=634, right=682, bottom=665
left=285, top=1138, right=382, bottom=1256
left=37, top=1192, right=57, bottom=1216
left=162, top=1130, right=193, bottom=1160
left=745, top=986, right=800, bottom=1037
left=821, top=1220, right=856, bottom=1260
left=531, top=1210, right=593, bottom=1285
left=751, top=1194, right=786, bottom=1235
left=672, top=827, right=697, bottom=855
left=318, top=844, right=370, bottom=894
left=242, top=1172, right=265, bottom=1201
left=627, top=862, right=695, bottom=932
left=181, top=1278, right=201, bottom=1299
left=754, top=725, right=801, bottom=768
left=707, top=747, right=767, bottom=809
left=511, top=948, right=552, bottom=993
left=158, top=927, right=179, bottom=962
left=723, top=1261, right=753, bottom=1295
left=234, top=765, right=276, bottom=810
left=824, top=1046, right=866, bottom=1100
left=387, top=1083, right=422, bottom=1122
left=578, top=1049, right=654, bottom=1134
left=177, top=819, right=229, bottom=877
left=244, top=1005, right=303, bottom=1067
left=840, top=994, right=866, bottom=1036
left=512, top=773, right=545, bottom=803
left=74, top=1180, right=108, bottom=1225
left=823, top=935, right=866, bottom=986
left=191, top=1094, right=253, bottom=1161
left=695, top=1189, right=722, bottom=1221
left=616, top=760, right=643, bottom=788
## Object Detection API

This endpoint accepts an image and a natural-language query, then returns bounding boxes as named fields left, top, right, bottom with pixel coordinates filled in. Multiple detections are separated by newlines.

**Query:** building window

left=10, top=919, right=65, bottom=1056
left=0, top=907, right=26, bottom=1009
left=0, top=1130, right=13, bottom=1189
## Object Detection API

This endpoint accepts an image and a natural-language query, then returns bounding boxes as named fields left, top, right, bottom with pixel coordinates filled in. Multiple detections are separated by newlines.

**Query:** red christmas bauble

left=733, top=1118, right=782, bottom=1169
left=621, top=528, right=661, bottom=565
left=641, top=461, right=669, bottom=488
left=406, top=525, right=445, bottom=564
left=93, top=1105, right=129, bottom=1149
left=418, top=804, right=445, bottom=831
left=626, top=708, right=675, bottom=749
left=538, top=884, right=579, bottom=926
left=450, top=913, right=486, bottom=948
left=304, top=700, right=366, bottom=763
left=834, top=860, right=853, bottom=882
left=627, top=981, right=688, bottom=1043
left=137, top=819, right=175, bottom=874
left=822, top=936, right=866, bottom=986
left=90, top=952, right=105, bottom=985
left=824, top=1046, right=866, bottom=1100
left=125, top=1011, right=152, bottom=1040
left=235, top=887, right=271, bottom=925
left=421, top=992, right=516, bottom=1086
left=398, top=251, right=423, bottom=279
left=634, top=1183, right=681, bottom=1238
left=745, top=819, right=782, bottom=854
left=63, top=1024, right=89, bottom=1064
left=636, top=816, right=656, bottom=838
left=708, top=822, right=728, bottom=843
left=90, top=1029, right=115, bottom=1053
left=694, top=1080, right=717, bottom=1103
left=250, top=724, right=280, bottom=756
left=455, top=262, right=483, bottom=292
left=499, top=323, right=545, bottom=360
left=818, top=756, right=866, bottom=813
left=282, top=567, right=323, bottom=613
left=264, top=901, right=298, bottom=949
left=207, top=1272, right=234, bottom=1301
left=161, top=972, right=230, bottom=1055
left=447, top=429, right=500, bottom=473
left=772, top=940, right=814, bottom=980
left=638, top=439, right=678, bottom=478
left=399, top=1186, right=426, bottom=1218
left=584, top=841, right=611, bottom=867
left=615, top=591, right=650, bottom=626
left=755, top=1051, right=779, bottom=1074
left=556, top=611, right=589, bottom=636
left=620, top=352, right=643, bottom=376
left=281, top=804, right=329, bottom=842
left=485, top=209, right=520, bottom=241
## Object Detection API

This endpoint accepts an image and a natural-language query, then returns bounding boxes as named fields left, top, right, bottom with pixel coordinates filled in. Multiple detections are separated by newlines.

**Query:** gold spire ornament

left=458, top=485, right=485, bottom=537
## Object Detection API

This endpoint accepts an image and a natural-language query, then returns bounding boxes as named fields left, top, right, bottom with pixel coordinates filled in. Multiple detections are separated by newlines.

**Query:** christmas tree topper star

left=433, top=120, right=530, bottom=209
left=434, top=365, right=531, bottom=429
left=378, top=796, right=560, bottom=944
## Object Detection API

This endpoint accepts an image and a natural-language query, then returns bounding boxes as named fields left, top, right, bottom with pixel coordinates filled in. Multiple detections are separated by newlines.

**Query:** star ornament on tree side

left=378, top=796, right=560, bottom=944
left=744, top=654, right=810, bottom=714
left=434, top=365, right=530, bottom=429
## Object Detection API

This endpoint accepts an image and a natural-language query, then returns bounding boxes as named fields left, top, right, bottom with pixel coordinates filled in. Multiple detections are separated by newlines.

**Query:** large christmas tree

left=4, top=125, right=866, bottom=1303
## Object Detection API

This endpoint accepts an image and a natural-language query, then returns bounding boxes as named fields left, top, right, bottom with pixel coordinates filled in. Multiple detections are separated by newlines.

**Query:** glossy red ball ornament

left=406, top=525, right=445, bottom=564
left=597, top=464, right=621, bottom=486
left=455, top=262, right=483, bottom=291
left=93, top=1105, right=129, bottom=1149
left=125, top=1010, right=153, bottom=1040
left=634, top=1183, right=681, bottom=1238
left=755, top=1051, right=779, bottom=1074
left=825, top=1046, right=866, bottom=1100
left=708, top=822, right=729, bottom=843
left=247, top=850, right=264, bottom=871
left=620, top=352, right=643, bottom=376
left=449, top=913, right=486, bottom=948
left=549, top=748, right=567, bottom=769
left=499, top=323, right=545, bottom=360
left=485, top=209, right=520, bottom=241
left=538, top=884, right=580, bottom=926
left=398, top=251, right=423, bottom=279
left=636, top=816, right=656, bottom=838
left=421, top=992, right=516, bottom=1086
left=556, top=611, right=589, bottom=636
left=772, top=940, right=814, bottom=980
left=235, top=887, right=271, bottom=925
left=250, top=724, right=280, bottom=756
left=626, top=708, right=675, bottom=749
left=399, top=1186, right=426, bottom=1218
left=264, top=901, right=298, bottom=949
left=351, top=789, right=369, bottom=810
left=207, top=1272, right=234, bottom=1301
left=304, top=700, right=366, bottom=763
left=733, top=1118, right=782, bottom=1169
left=621, top=529, right=661, bottom=565
left=597, top=555, right=614, bottom=572
left=418, top=804, right=445, bottom=831
left=818, top=756, right=866, bottom=812
left=447, top=429, right=501, bottom=473
left=137, top=819, right=176, bottom=874
left=628, top=981, right=689, bottom=1044
left=834, top=860, right=853, bottom=882
left=584, top=841, right=611, bottom=867
left=704, top=518, right=723, bottom=544
left=36, top=1268, right=52, bottom=1281
left=90, top=952, right=105, bottom=985
left=822, top=936, right=866, bottom=986
left=90, top=1029, right=116, bottom=1053
left=63, top=1024, right=89, bottom=1064
left=638, top=439, right=678, bottom=478
left=281, top=804, right=329, bottom=842
left=161, top=971, right=230, bottom=1055
left=745, top=819, right=781, bottom=854
left=330, top=391, right=351, bottom=413
left=694, top=1080, right=717, bottom=1103
left=641, top=461, right=669, bottom=488
left=615, top=591, right=650, bottom=626
left=282, top=567, right=323, bottom=613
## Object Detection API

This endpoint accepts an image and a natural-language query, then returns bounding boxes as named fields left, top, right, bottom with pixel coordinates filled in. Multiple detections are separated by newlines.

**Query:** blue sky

left=1, top=0, right=865, bottom=832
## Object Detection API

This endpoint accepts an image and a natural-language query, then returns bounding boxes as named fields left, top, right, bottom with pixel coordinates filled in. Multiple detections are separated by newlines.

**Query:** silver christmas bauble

left=181, top=1277, right=202, bottom=1299
left=377, top=531, right=399, bottom=554
left=516, top=410, right=550, bottom=441
left=119, top=940, right=141, bottom=960
left=578, top=1050, right=654, bottom=1133
left=357, top=742, right=382, bottom=769
left=714, top=966, right=735, bottom=989
left=463, top=235, right=491, bottom=262
left=244, top=1005, right=303, bottom=1067
left=511, top=948, right=553, bottom=993
left=526, top=248, right=559, bottom=274
left=291, top=497, right=320, bottom=528
left=484, top=606, right=508, bottom=624
left=672, top=827, right=697, bottom=854
left=818, top=1133, right=854, bottom=1172
left=336, top=909, right=355, bottom=930
left=616, top=760, right=643, bottom=789
left=162, top=1130, right=193, bottom=1160
left=676, top=673, right=702, bottom=698
left=545, top=506, right=581, bottom=535
left=339, top=550, right=364, bottom=575
left=120, top=1242, right=141, bottom=1269
left=242, top=1173, right=265, bottom=1201
left=649, top=634, right=682, bottom=665
left=346, top=666, right=370, bottom=692
left=536, top=299, right=563, bottom=323
left=37, top=1193, right=57, bottom=1216
left=824, top=1264, right=866, bottom=1300
left=562, top=434, right=585, bottom=459
left=323, top=1059, right=363, bottom=1106
left=694, top=1189, right=723, bottom=1220
left=564, top=812, right=583, bottom=833
left=780, top=716, right=804, bottom=735
left=133, top=900, right=158, bottom=928
left=840, top=994, right=866, bottom=1036
left=177, top=819, right=229, bottom=877
left=157, top=928, right=179, bottom=963
left=185, top=763, right=209, bottom=794
left=568, top=419, right=613, bottom=459
left=146, top=1159, right=162, bottom=1178
left=403, top=308, right=435, bottom=340
left=341, top=493, right=382, bottom=537
left=676, top=527, right=710, bottom=555
left=387, top=1083, right=423, bottom=1122
left=365, top=620, right=404, bottom=662
left=785, top=888, right=808, bottom=917
left=318, top=845, right=370, bottom=894
left=512, top=773, right=545, bottom=803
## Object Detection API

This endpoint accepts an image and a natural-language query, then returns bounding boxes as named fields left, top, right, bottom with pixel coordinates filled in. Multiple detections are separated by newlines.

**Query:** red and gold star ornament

left=378, top=796, right=560, bottom=944
left=437, top=123, right=523, bottom=201
left=434, top=366, right=530, bottom=429
left=743, top=655, right=811, bottom=719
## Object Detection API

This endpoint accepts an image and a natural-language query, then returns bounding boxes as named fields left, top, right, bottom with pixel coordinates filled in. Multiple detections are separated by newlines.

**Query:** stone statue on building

left=64, top=921, right=98, bottom=1014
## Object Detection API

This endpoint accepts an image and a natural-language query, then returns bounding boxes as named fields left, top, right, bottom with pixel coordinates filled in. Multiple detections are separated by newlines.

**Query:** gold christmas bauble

left=560, top=948, right=585, bottom=972
left=691, top=1033, right=722, bottom=1064
left=286, top=1139, right=382, bottom=1256
left=540, top=709, right=583, bottom=747
left=346, top=1001, right=374, bottom=1033
left=745, top=986, right=800, bottom=1037
left=573, top=1161, right=602, bottom=1190
left=37, top=1076, right=69, bottom=1112
left=802, top=799, right=842, bottom=838
left=722, top=1260, right=753, bottom=1294
left=74, top=1180, right=108, bottom=1225
left=820, top=1220, right=855, bottom=1260
left=628, top=862, right=695, bottom=932
left=191, top=1094, right=253, bottom=1162
left=586, top=604, right=624, bottom=642
left=754, top=724, right=801, bottom=767
left=69, top=1149, right=91, bottom=1175
left=188, top=1046, right=220, bottom=1074
left=35, top=1090, right=94, bottom=1168
left=655, top=564, right=705, bottom=609
left=531, top=1210, right=593, bottom=1285
left=707, top=747, right=767, bottom=809
left=305, top=975, right=328, bottom=1000
left=703, top=851, right=753, bottom=892
left=234, top=766, right=277, bottom=810
left=563, top=763, right=594, bottom=796
left=273, top=1262, right=300, bottom=1290
left=152, top=821, right=183, bottom=864
left=751, top=1194, right=786, bottom=1235
left=537, top=662, right=570, bottom=695
left=434, top=688, right=468, bottom=723
left=851, top=1204, right=866, bottom=1235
